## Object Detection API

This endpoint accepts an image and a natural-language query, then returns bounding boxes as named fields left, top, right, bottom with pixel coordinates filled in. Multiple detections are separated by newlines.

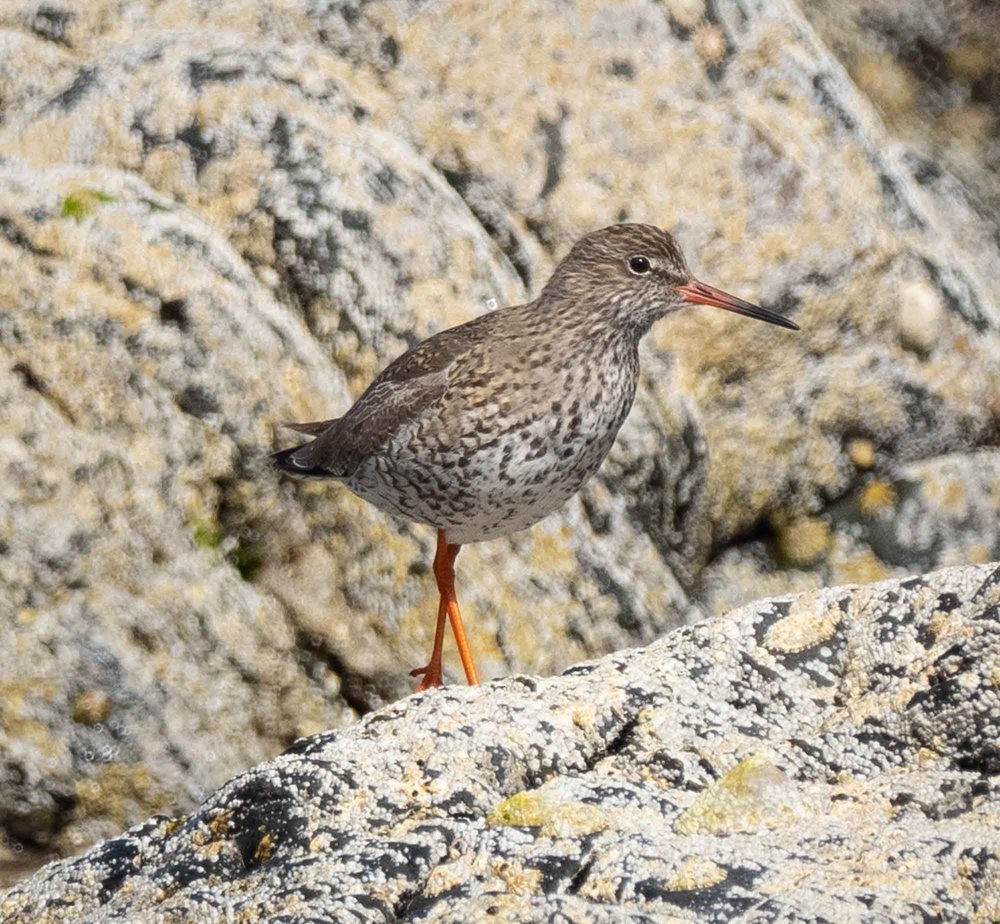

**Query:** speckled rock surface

left=0, top=159, right=358, bottom=864
left=3, top=563, right=998, bottom=921
left=800, top=0, right=1000, bottom=256
left=702, top=448, right=1000, bottom=615
left=1, top=0, right=998, bottom=866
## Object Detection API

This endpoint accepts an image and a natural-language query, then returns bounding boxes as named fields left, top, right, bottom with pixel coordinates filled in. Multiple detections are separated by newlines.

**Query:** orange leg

left=410, top=596, right=447, bottom=691
left=439, top=538, right=480, bottom=687
left=410, top=530, right=480, bottom=690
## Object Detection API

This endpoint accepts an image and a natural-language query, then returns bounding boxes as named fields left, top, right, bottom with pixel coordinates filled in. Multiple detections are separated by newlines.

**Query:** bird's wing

left=277, top=309, right=513, bottom=478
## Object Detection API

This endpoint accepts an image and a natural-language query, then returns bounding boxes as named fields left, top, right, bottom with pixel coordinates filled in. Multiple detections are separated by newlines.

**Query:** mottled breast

left=348, top=334, right=640, bottom=543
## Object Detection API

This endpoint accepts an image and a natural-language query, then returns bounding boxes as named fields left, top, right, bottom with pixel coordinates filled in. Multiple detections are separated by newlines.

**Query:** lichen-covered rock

left=702, top=448, right=1000, bottom=614
left=0, top=159, right=358, bottom=860
left=3, top=563, right=997, bottom=922
left=0, top=0, right=998, bottom=863
left=799, top=0, right=1000, bottom=255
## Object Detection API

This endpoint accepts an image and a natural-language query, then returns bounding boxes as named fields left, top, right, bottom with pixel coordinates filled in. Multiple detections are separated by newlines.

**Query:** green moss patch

left=60, top=189, right=115, bottom=220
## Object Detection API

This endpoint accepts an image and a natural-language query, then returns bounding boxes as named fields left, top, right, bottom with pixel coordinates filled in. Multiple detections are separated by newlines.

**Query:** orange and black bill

left=676, top=279, right=799, bottom=330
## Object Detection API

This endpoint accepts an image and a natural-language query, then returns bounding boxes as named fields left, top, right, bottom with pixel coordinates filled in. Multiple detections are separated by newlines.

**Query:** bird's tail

left=271, top=418, right=339, bottom=478
left=280, top=418, right=338, bottom=436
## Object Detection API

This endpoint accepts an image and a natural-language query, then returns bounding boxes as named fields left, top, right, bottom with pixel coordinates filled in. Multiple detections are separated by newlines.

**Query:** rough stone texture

left=0, top=160, right=358, bottom=862
left=799, top=0, right=1000, bottom=253
left=3, top=563, right=998, bottom=921
left=702, top=448, right=1000, bottom=616
left=0, top=0, right=998, bottom=865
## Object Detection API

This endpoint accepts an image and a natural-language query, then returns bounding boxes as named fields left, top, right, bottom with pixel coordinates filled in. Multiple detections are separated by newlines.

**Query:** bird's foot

left=410, top=663, right=443, bottom=692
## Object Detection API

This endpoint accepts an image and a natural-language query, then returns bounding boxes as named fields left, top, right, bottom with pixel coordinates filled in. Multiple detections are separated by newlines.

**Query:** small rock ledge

left=3, top=562, right=998, bottom=922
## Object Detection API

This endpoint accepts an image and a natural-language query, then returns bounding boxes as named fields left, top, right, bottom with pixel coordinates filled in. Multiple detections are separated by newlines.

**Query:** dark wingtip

left=271, top=444, right=330, bottom=478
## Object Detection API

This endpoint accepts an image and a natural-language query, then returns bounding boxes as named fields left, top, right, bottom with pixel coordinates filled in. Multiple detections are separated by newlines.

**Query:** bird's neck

left=537, top=293, right=649, bottom=354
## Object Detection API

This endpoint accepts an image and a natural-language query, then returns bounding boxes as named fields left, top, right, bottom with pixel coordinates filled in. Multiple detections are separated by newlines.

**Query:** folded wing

left=272, top=308, right=511, bottom=479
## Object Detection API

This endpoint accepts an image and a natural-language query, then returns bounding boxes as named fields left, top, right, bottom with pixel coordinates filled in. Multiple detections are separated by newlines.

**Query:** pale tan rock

left=799, top=0, right=1000, bottom=252
left=847, top=437, right=876, bottom=470
left=899, top=277, right=944, bottom=354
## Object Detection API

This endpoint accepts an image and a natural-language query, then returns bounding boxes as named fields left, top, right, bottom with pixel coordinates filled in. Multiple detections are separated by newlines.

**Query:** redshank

left=273, top=224, right=798, bottom=690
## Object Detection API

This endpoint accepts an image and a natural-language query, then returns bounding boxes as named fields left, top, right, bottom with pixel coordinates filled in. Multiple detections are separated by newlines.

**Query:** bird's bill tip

left=676, top=279, right=800, bottom=331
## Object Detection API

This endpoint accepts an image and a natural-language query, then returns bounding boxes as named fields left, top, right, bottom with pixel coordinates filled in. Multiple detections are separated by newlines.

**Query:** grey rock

left=3, top=562, right=998, bottom=921
left=0, top=158, right=358, bottom=859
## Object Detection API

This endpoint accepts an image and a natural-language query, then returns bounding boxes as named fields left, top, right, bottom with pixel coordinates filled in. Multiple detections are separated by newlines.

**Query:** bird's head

left=541, top=223, right=799, bottom=335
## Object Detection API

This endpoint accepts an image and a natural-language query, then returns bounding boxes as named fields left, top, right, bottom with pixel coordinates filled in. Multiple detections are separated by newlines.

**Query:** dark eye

left=628, top=255, right=651, bottom=275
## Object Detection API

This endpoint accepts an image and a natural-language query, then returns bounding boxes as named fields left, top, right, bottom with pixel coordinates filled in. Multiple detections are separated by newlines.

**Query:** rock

left=898, top=277, right=944, bottom=355
left=0, top=0, right=998, bottom=861
left=0, top=159, right=359, bottom=860
left=847, top=437, right=877, bottom=471
left=703, top=449, right=1000, bottom=614
left=799, top=0, right=1000, bottom=252
left=2, top=563, right=997, bottom=921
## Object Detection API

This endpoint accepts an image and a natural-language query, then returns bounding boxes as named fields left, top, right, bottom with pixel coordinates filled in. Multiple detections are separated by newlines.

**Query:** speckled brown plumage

left=273, top=223, right=798, bottom=688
